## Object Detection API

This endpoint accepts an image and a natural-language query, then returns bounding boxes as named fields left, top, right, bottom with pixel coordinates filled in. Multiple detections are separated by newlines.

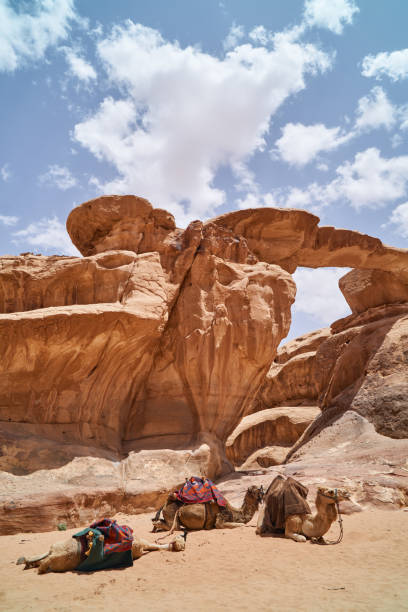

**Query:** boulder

left=339, top=268, right=408, bottom=314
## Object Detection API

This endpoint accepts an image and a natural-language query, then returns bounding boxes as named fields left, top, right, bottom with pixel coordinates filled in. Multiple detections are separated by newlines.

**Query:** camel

left=152, top=485, right=264, bottom=533
left=256, top=486, right=350, bottom=543
left=17, top=532, right=186, bottom=574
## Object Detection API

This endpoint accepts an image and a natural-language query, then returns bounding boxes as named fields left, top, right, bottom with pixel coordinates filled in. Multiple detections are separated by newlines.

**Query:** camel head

left=245, top=485, right=264, bottom=506
left=317, top=487, right=350, bottom=503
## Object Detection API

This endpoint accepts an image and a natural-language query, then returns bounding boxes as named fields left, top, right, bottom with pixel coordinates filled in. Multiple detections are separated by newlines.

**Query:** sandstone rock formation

left=254, top=327, right=331, bottom=411
left=226, top=406, right=320, bottom=468
left=225, top=329, right=330, bottom=469
left=1, top=197, right=408, bottom=534
left=211, top=209, right=408, bottom=280
left=339, top=268, right=408, bottom=314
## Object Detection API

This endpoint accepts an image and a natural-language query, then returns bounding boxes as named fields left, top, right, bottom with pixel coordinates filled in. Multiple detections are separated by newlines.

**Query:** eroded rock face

left=124, top=224, right=295, bottom=447
left=226, top=406, right=320, bottom=467
left=284, top=304, right=408, bottom=463
left=318, top=307, right=408, bottom=438
left=252, top=328, right=331, bottom=413
left=339, top=268, right=408, bottom=314
left=0, top=197, right=295, bottom=531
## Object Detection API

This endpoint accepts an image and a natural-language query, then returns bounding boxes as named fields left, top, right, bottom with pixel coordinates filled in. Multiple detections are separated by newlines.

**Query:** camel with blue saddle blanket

left=17, top=518, right=186, bottom=574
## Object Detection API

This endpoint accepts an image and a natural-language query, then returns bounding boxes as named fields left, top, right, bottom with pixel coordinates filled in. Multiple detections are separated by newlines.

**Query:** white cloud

left=362, top=48, right=408, bottom=82
left=304, top=0, right=359, bottom=34
left=274, top=87, right=400, bottom=168
left=293, top=267, right=351, bottom=325
left=39, top=165, right=77, bottom=190
left=12, top=217, right=80, bottom=255
left=0, top=214, right=18, bottom=226
left=274, top=122, right=350, bottom=166
left=223, top=23, right=245, bottom=50
left=73, top=21, right=332, bottom=226
left=333, top=147, right=408, bottom=208
left=62, top=47, right=97, bottom=82
left=354, top=86, right=397, bottom=132
left=388, top=202, right=408, bottom=238
left=391, top=133, right=403, bottom=148
left=1, top=163, right=11, bottom=181
left=0, top=0, right=78, bottom=72
left=249, top=26, right=270, bottom=46
left=274, top=148, right=408, bottom=211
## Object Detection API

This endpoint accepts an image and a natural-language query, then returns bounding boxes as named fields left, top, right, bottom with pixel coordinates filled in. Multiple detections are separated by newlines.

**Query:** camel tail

left=17, top=552, right=49, bottom=567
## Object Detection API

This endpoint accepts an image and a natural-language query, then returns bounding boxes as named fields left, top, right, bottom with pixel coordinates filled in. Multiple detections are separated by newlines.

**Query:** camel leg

left=38, top=556, right=52, bottom=574
left=215, top=515, right=245, bottom=529
left=139, top=538, right=171, bottom=552
left=285, top=517, right=306, bottom=542
left=18, top=552, right=49, bottom=570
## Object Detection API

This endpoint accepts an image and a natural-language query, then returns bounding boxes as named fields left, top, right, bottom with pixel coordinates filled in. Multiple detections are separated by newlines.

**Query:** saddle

left=257, top=475, right=311, bottom=534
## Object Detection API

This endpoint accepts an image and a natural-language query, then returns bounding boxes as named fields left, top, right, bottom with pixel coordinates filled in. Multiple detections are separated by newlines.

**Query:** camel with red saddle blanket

left=152, top=477, right=264, bottom=532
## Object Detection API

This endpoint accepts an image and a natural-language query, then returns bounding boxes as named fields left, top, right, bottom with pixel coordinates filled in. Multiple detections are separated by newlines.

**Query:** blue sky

left=1, top=0, right=408, bottom=340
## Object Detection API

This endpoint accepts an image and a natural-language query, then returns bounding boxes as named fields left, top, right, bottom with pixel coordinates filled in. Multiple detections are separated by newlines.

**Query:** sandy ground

left=1, top=509, right=407, bottom=612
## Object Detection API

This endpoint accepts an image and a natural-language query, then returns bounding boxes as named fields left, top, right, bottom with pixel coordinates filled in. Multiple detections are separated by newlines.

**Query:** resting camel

left=152, top=485, right=264, bottom=532
left=17, top=532, right=186, bottom=574
left=257, top=486, right=350, bottom=543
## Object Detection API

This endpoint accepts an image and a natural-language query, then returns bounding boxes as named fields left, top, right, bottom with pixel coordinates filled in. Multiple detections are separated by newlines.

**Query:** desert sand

left=1, top=508, right=407, bottom=612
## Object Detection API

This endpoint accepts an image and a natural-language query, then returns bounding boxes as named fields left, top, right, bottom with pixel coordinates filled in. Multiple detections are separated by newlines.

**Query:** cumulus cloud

left=274, top=87, right=399, bottom=168
left=293, top=267, right=351, bottom=325
left=304, top=0, right=359, bottom=34
left=39, top=165, right=77, bottom=190
left=273, top=148, right=408, bottom=211
left=0, top=0, right=79, bottom=72
left=62, top=47, right=97, bottom=82
left=0, top=214, right=18, bottom=226
left=362, top=48, right=408, bottom=82
left=73, top=21, right=332, bottom=225
left=388, top=202, right=408, bottom=238
left=12, top=217, right=80, bottom=255
left=354, top=86, right=397, bottom=132
left=274, top=122, right=350, bottom=167
left=1, top=163, right=11, bottom=181
left=333, top=148, right=408, bottom=208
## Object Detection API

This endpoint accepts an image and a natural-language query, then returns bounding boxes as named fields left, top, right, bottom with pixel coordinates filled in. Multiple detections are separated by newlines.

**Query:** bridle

left=313, top=488, right=345, bottom=545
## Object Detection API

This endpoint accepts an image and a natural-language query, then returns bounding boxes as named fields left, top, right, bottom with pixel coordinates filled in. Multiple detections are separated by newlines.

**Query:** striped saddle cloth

left=173, top=476, right=227, bottom=507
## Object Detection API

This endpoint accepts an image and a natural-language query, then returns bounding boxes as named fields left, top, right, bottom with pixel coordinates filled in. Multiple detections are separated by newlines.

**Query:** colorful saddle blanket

left=174, top=476, right=227, bottom=507
left=73, top=519, right=134, bottom=572
left=90, top=519, right=133, bottom=555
